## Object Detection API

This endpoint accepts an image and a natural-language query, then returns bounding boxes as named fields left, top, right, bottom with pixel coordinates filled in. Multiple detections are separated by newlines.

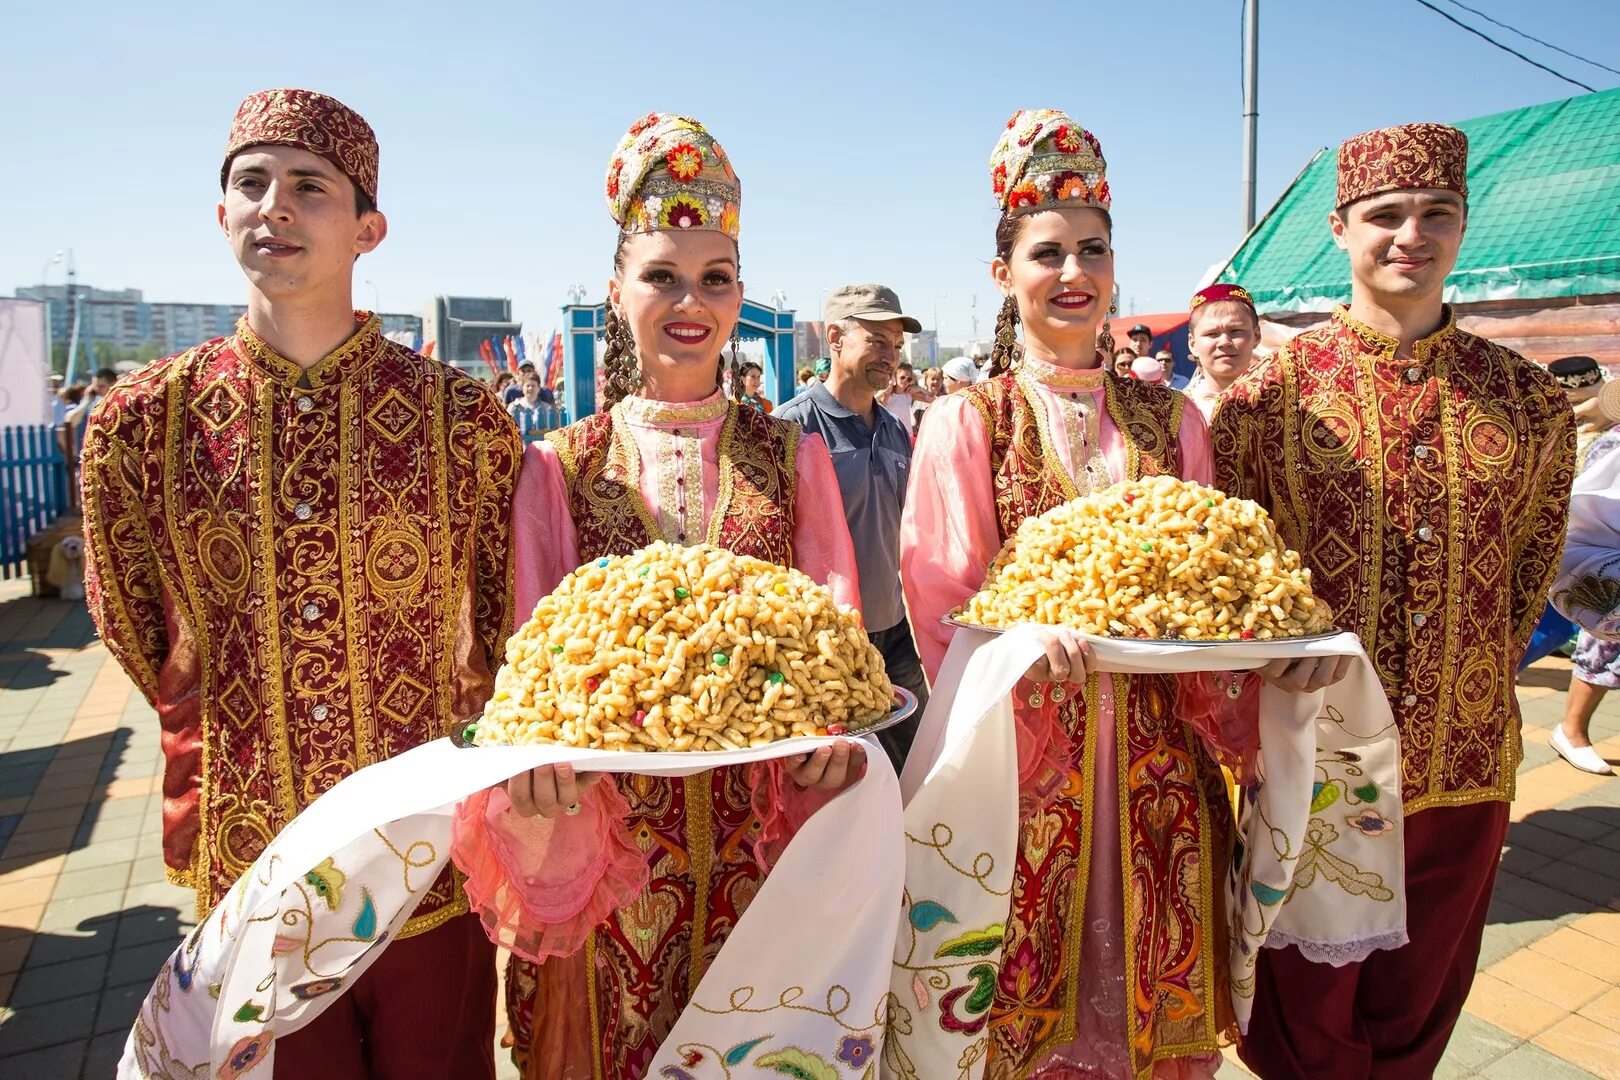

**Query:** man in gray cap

left=777, top=284, right=929, bottom=768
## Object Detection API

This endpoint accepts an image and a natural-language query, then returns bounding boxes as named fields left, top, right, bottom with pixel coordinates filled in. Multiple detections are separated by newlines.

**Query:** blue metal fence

left=1, top=425, right=70, bottom=579
left=512, top=404, right=568, bottom=446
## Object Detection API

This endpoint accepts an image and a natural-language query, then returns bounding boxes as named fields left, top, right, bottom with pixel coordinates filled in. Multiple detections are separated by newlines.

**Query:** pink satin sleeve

left=510, top=441, right=581, bottom=629
left=900, top=394, right=1002, bottom=683
left=1174, top=398, right=1215, bottom=486
left=791, top=431, right=861, bottom=611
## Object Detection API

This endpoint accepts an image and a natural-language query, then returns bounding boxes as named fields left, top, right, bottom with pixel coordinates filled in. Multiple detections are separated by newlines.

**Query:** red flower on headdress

left=637, top=134, right=660, bottom=154
left=1007, top=182, right=1040, bottom=210
left=991, top=162, right=1008, bottom=196
left=1005, top=113, right=1020, bottom=129
left=1053, top=126, right=1083, bottom=154
left=605, top=158, right=625, bottom=200
left=720, top=204, right=739, bottom=236
left=1094, top=179, right=1112, bottom=205
left=1017, top=123, right=1043, bottom=148
left=661, top=195, right=707, bottom=230
left=1055, top=173, right=1089, bottom=202
left=628, top=112, right=661, bottom=137
left=665, top=142, right=703, bottom=182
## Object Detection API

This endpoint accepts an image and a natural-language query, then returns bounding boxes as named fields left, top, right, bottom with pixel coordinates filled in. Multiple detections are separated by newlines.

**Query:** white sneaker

left=1550, top=725, right=1614, bottom=775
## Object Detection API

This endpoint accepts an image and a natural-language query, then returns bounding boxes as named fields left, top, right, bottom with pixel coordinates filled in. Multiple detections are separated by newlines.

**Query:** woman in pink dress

left=451, top=113, right=867, bottom=1080
left=899, top=109, right=1335, bottom=1080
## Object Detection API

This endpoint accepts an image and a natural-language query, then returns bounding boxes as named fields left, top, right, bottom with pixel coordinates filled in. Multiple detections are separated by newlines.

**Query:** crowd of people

left=75, top=87, right=1609, bottom=1080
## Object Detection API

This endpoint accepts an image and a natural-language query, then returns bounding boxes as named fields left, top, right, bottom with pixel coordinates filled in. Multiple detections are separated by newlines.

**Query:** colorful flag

left=543, top=330, right=564, bottom=390
left=422, top=340, right=436, bottom=358
left=410, top=332, right=423, bottom=353
left=478, top=338, right=498, bottom=377
left=504, top=335, right=520, bottom=375
left=514, top=335, right=527, bottom=366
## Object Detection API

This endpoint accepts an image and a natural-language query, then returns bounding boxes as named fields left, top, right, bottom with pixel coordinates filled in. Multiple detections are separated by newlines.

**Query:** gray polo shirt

left=776, top=381, right=911, bottom=632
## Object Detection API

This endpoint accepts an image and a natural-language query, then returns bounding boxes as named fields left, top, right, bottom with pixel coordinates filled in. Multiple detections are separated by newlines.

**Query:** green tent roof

left=1219, top=87, right=1620, bottom=312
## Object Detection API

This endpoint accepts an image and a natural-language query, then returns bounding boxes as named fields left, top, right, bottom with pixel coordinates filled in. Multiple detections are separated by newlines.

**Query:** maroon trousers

left=273, top=912, right=497, bottom=1079
left=1239, top=799, right=1509, bottom=1080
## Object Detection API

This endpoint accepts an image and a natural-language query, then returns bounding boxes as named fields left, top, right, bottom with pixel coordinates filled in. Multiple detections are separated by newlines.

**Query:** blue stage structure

left=562, top=298, right=796, bottom=422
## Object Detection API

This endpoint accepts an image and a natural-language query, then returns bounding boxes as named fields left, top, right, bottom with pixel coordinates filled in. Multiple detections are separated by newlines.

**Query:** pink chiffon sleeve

left=900, top=394, right=1002, bottom=683
left=451, top=441, right=648, bottom=961
left=1177, top=672, right=1261, bottom=780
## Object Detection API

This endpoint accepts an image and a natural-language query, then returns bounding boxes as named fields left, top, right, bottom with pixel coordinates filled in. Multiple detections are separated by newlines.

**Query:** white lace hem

left=1262, top=927, right=1410, bottom=967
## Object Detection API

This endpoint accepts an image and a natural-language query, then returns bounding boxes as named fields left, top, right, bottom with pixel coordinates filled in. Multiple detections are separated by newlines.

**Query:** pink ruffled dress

left=901, top=357, right=1254, bottom=1079
left=450, top=391, right=861, bottom=1080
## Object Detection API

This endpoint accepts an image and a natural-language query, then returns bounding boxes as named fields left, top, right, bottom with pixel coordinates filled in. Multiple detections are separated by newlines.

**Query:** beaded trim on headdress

left=222, top=88, right=379, bottom=205
left=989, top=108, right=1110, bottom=216
left=1337, top=122, right=1468, bottom=209
left=606, top=113, right=740, bottom=239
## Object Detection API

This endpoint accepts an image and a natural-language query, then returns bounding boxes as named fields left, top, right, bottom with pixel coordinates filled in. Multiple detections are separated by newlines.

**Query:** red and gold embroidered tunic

left=1212, top=307, right=1575, bottom=812
left=81, top=314, right=521, bottom=931
left=501, top=393, right=861, bottom=1080
left=903, top=365, right=1237, bottom=1079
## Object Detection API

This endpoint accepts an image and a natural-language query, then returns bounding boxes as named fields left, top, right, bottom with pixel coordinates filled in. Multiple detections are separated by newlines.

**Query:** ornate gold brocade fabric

left=1212, top=307, right=1575, bottom=812
left=81, top=315, right=522, bottom=930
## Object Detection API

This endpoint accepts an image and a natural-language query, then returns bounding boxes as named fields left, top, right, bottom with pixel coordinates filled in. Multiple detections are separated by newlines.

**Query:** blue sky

left=4, top=0, right=1617, bottom=346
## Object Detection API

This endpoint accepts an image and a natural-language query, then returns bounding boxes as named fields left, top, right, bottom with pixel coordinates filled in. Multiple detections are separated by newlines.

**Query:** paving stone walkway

left=1, top=578, right=1616, bottom=1078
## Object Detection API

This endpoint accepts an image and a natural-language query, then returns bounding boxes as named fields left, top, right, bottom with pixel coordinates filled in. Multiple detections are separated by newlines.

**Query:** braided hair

left=985, top=209, right=1115, bottom=380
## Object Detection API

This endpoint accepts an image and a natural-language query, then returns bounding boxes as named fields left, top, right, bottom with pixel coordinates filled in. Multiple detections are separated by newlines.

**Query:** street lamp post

left=566, top=284, right=587, bottom=306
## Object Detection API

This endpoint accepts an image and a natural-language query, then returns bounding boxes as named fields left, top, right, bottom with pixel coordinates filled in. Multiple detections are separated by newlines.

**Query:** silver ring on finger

left=564, top=802, right=581, bottom=816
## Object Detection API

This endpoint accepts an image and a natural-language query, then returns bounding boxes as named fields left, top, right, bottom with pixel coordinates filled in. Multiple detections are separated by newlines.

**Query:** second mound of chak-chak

left=955, top=475, right=1335, bottom=641
left=473, top=542, right=893, bottom=751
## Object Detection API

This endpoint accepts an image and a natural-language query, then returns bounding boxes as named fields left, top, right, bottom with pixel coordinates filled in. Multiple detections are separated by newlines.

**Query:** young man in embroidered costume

left=445, top=113, right=867, bottom=1080
left=1183, top=284, right=1260, bottom=420
left=898, top=108, right=1343, bottom=1080
left=1212, top=122, right=1576, bottom=1078
left=79, top=89, right=519, bottom=1076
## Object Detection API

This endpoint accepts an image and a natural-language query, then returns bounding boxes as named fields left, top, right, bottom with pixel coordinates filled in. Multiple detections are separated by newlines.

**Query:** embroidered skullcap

left=989, top=109, right=1110, bottom=216
left=606, top=113, right=740, bottom=240
left=222, top=89, right=379, bottom=205
left=1190, top=283, right=1257, bottom=315
left=1549, top=355, right=1603, bottom=391
left=1336, top=122, right=1468, bottom=210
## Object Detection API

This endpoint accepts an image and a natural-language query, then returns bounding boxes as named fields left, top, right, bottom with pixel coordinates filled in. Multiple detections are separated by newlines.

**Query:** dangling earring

left=730, top=325, right=744, bottom=399
left=1097, top=295, right=1118, bottom=364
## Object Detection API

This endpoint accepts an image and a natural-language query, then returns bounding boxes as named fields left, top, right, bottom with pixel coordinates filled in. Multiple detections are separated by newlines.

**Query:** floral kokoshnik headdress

left=989, top=108, right=1110, bottom=217
left=606, top=113, right=741, bottom=240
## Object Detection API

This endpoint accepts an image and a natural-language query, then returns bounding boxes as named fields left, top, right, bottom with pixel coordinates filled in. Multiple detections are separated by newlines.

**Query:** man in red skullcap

left=1184, top=283, right=1259, bottom=419
left=81, top=89, right=517, bottom=1077
left=1213, top=123, right=1575, bottom=1077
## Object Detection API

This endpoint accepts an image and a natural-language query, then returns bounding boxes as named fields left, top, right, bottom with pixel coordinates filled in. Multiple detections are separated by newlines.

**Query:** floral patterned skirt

left=1573, top=630, right=1620, bottom=689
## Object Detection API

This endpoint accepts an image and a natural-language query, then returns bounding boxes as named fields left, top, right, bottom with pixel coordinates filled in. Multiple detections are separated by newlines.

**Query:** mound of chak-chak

left=956, top=475, right=1335, bottom=640
left=474, top=542, right=893, bottom=751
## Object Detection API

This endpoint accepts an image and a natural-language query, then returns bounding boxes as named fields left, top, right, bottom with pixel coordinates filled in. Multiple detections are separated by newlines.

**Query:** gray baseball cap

left=823, top=284, right=922, bottom=333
